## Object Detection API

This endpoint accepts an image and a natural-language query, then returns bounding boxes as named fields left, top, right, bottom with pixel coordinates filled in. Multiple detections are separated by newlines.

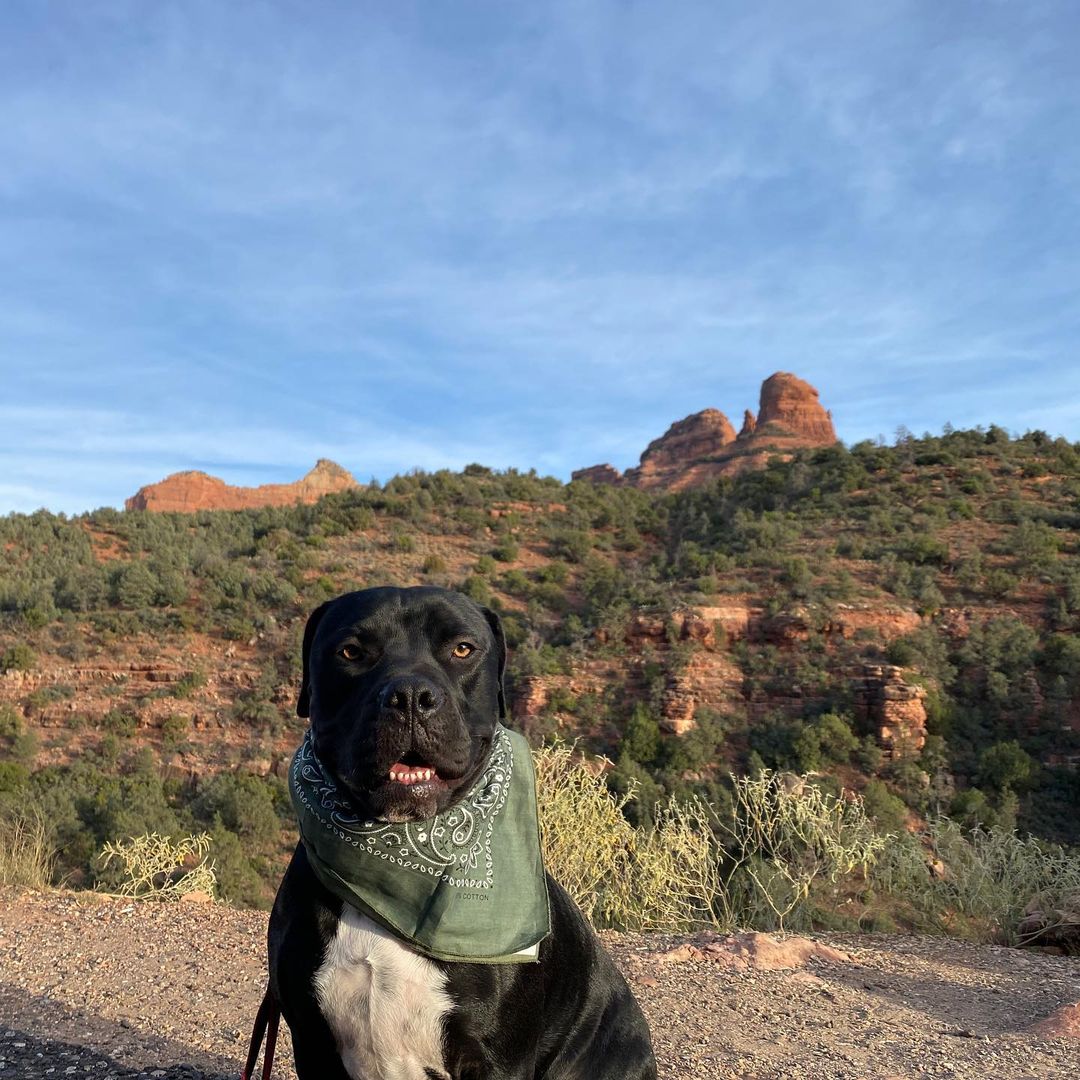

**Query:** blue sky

left=3, top=1, right=1079, bottom=514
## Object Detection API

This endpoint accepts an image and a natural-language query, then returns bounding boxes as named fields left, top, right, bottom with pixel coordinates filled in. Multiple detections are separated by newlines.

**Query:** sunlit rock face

left=125, top=459, right=358, bottom=512
left=575, top=372, right=838, bottom=492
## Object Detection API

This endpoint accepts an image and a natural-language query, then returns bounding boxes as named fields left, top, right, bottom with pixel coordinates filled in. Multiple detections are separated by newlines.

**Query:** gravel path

left=2, top=888, right=1079, bottom=1078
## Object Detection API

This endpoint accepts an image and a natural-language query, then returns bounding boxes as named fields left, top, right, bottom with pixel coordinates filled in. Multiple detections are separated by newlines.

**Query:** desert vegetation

left=0, top=425, right=1079, bottom=939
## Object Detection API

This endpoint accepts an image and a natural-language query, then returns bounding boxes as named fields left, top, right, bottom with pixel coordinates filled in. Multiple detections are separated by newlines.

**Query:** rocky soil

left=1, top=889, right=1079, bottom=1079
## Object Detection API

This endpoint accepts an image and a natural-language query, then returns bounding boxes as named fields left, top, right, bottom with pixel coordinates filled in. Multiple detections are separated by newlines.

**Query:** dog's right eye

left=339, top=644, right=363, bottom=661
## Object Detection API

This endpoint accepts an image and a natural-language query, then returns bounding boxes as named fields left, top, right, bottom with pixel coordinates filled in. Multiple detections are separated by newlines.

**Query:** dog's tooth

left=423, top=769, right=432, bottom=781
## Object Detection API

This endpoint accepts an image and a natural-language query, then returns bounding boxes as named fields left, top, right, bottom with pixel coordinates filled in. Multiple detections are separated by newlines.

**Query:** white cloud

left=1, top=1, right=1079, bottom=512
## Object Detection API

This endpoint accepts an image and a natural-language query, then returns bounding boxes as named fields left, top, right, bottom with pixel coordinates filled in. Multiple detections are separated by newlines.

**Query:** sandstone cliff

left=750, top=372, right=836, bottom=446
left=572, top=371, right=837, bottom=491
left=125, top=459, right=358, bottom=512
left=624, top=408, right=738, bottom=492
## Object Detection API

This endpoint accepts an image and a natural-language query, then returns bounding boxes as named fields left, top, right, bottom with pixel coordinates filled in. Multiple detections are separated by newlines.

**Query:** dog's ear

left=482, top=607, right=507, bottom=719
left=297, top=601, right=332, bottom=718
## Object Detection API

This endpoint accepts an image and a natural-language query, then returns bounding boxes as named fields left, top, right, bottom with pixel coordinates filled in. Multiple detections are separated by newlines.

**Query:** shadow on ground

left=0, top=982, right=253, bottom=1079
left=0, top=1026, right=232, bottom=1079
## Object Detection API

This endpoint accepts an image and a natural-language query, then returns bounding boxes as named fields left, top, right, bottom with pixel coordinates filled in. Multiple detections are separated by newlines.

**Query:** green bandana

left=290, top=724, right=550, bottom=964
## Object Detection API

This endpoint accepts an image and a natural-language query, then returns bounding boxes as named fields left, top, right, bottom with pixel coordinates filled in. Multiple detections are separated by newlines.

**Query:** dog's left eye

left=339, top=644, right=363, bottom=661
left=452, top=642, right=475, bottom=659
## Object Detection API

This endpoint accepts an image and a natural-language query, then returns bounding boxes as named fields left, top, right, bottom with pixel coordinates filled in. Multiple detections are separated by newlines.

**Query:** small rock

left=654, top=944, right=702, bottom=964
left=1029, top=1002, right=1080, bottom=1039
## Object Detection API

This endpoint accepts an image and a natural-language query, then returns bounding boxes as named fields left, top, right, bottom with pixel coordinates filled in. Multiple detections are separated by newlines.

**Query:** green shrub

left=11, top=730, right=40, bottom=764
left=460, top=575, right=492, bottom=606
left=231, top=692, right=281, bottom=732
left=221, top=615, right=258, bottom=641
left=861, top=779, right=908, bottom=833
left=621, top=704, right=661, bottom=767
left=0, top=761, right=29, bottom=794
left=978, top=740, right=1036, bottom=794
left=421, top=554, right=447, bottom=575
left=192, top=772, right=284, bottom=847
left=984, top=568, right=1017, bottom=599
left=26, top=684, right=76, bottom=710
left=492, top=540, right=519, bottom=562
left=548, top=529, right=592, bottom=563
left=160, top=713, right=190, bottom=750
left=113, top=561, right=162, bottom=609
left=854, top=735, right=883, bottom=773
left=100, top=709, right=138, bottom=737
left=1009, top=519, right=1059, bottom=575
left=172, top=668, right=208, bottom=698
left=812, top=712, right=859, bottom=765
left=208, top=825, right=271, bottom=908
left=0, top=644, right=35, bottom=673
left=500, top=569, right=530, bottom=595
left=0, top=706, right=23, bottom=740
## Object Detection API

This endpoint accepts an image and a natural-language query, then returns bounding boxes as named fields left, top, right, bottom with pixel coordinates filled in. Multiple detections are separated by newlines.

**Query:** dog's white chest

left=314, top=906, right=453, bottom=1080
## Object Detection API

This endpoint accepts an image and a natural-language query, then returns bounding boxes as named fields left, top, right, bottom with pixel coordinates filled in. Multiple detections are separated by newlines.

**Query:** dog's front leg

left=281, top=991, right=354, bottom=1080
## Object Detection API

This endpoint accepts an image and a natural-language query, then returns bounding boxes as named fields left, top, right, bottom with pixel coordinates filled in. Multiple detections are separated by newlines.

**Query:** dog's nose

left=380, top=675, right=445, bottom=719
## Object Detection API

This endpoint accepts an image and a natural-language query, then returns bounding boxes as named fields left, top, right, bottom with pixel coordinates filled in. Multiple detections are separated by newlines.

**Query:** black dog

left=258, top=586, right=657, bottom=1080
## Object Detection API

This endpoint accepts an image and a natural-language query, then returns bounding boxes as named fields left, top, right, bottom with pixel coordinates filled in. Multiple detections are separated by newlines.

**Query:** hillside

left=2, top=425, right=1080, bottom=909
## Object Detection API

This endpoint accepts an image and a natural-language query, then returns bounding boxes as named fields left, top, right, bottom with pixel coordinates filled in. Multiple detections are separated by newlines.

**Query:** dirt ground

left=1, top=888, right=1079, bottom=1079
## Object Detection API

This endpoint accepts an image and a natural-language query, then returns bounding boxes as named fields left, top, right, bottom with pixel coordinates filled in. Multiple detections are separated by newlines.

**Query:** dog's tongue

left=388, top=762, right=437, bottom=786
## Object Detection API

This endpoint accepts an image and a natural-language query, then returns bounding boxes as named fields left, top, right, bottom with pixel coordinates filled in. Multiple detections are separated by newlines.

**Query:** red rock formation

left=511, top=675, right=551, bottom=724
left=125, top=459, right=357, bottom=513
left=660, top=674, right=697, bottom=735
left=1029, top=1003, right=1080, bottom=1039
left=852, top=664, right=928, bottom=759
left=653, top=932, right=851, bottom=972
left=754, top=372, right=836, bottom=444
left=570, top=464, right=624, bottom=486
left=827, top=605, right=922, bottom=641
left=574, top=372, right=837, bottom=493
left=691, top=604, right=753, bottom=642
left=623, top=408, right=737, bottom=491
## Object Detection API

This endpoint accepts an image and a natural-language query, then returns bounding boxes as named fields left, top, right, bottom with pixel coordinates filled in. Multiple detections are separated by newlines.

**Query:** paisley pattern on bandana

left=292, top=727, right=513, bottom=889
left=290, top=722, right=550, bottom=963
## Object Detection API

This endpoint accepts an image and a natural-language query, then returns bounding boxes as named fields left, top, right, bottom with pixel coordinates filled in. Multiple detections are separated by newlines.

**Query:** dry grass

left=875, top=819, right=1080, bottom=947
left=0, top=809, right=57, bottom=889
left=535, top=743, right=720, bottom=931
left=535, top=751, right=889, bottom=934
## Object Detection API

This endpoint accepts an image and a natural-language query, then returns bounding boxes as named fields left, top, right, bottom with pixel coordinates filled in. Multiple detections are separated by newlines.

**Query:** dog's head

left=296, top=586, right=506, bottom=824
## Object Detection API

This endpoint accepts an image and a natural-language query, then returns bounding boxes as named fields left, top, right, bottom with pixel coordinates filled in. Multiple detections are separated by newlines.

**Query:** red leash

left=241, top=986, right=281, bottom=1080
